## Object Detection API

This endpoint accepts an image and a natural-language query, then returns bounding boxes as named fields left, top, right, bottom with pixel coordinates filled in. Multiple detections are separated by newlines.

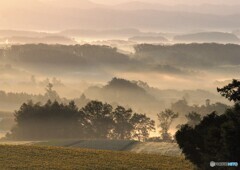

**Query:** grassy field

left=0, top=145, right=195, bottom=170
left=35, top=139, right=181, bottom=156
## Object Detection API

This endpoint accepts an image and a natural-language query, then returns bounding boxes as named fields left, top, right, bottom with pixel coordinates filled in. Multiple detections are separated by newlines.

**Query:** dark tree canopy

left=217, top=79, right=240, bottom=102
left=176, top=104, right=240, bottom=169
left=111, top=106, right=134, bottom=140
left=10, top=100, right=82, bottom=140
left=6, top=100, right=155, bottom=141
left=80, top=101, right=114, bottom=139
left=185, top=112, right=202, bottom=127
left=175, top=80, right=240, bottom=169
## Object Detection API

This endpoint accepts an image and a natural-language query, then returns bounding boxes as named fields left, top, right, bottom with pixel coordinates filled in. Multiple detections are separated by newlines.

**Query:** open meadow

left=0, top=145, right=194, bottom=170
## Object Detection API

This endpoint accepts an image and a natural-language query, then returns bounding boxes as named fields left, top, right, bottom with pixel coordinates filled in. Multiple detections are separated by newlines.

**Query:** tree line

left=134, top=43, right=240, bottom=68
left=6, top=100, right=155, bottom=141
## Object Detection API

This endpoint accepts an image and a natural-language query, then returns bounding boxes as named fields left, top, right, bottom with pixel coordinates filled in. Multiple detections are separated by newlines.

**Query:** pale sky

left=1, top=0, right=239, bottom=7
left=92, top=0, right=240, bottom=5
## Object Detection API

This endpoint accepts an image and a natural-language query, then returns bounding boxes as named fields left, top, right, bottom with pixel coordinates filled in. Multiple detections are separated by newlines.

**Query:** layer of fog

left=0, top=43, right=237, bottom=99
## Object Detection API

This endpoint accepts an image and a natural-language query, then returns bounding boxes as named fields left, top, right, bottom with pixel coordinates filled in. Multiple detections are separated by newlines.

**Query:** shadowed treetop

left=217, top=79, right=240, bottom=102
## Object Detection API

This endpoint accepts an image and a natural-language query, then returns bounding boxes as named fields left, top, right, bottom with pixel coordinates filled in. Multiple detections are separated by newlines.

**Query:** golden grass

left=0, top=145, right=195, bottom=170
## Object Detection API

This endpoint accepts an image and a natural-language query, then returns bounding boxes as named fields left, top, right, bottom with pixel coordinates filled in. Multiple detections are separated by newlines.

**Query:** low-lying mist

left=0, top=42, right=235, bottom=138
left=0, top=43, right=238, bottom=94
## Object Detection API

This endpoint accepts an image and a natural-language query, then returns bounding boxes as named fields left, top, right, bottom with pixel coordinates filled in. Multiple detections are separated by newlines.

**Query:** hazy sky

left=1, top=0, right=240, bottom=31
left=1, top=0, right=240, bottom=7
left=92, top=0, right=240, bottom=5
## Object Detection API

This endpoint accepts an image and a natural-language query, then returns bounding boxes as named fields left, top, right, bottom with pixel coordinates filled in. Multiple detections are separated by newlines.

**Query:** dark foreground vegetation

left=176, top=79, right=240, bottom=169
left=0, top=145, right=194, bottom=170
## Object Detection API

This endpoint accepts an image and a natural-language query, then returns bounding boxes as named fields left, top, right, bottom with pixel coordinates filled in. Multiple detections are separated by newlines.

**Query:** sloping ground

left=1, top=139, right=182, bottom=156
left=36, top=139, right=137, bottom=151
left=129, top=142, right=182, bottom=156
left=70, top=140, right=137, bottom=151
left=35, top=139, right=85, bottom=147
left=0, top=145, right=194, bottom=170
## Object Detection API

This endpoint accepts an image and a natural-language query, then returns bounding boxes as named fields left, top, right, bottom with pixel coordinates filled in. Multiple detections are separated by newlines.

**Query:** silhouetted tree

left=158, top=109, right=178, bottom=141
left=176, top=80, right=240, bottom=169
left=80, top=101, right=114, bottom=139
left=44, top=83, right=60, bottom=101
left=6, top=100, right=155, bottom=141
left=111, top=106, right=134, bottom=140
left=176, top=106, right=240, bottom=169
left=8, top=100, right=83, bottom=140
left=217, top=79, right=240, bottom=102
left=130, top=113, right=155, bottom=141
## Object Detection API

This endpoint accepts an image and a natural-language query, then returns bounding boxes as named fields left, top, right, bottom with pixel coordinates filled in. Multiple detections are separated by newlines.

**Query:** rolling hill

left=84, top=78, right=162, bottom=113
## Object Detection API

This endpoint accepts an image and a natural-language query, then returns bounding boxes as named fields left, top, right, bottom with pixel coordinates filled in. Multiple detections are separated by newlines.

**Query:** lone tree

left=157, top=109, right=178, bottom=141
left=45, top=83, right=60, bottom=101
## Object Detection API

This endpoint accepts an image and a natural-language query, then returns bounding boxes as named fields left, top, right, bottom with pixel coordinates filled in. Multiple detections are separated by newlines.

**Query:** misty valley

left=0, top=0, right=240, bottom=169
left=0, top=43, right=234, bottom=135
left=0, top=42, right=238, bottom=169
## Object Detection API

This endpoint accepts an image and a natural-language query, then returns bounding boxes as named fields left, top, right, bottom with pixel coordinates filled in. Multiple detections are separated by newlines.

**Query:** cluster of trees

left=3, top=44, right=131, bottom=70
left=6, top=100, right=155, bottom=141
left=0, top=83, right=89, bottom=111
left=0, top=91, right=45, bottom=104
left=176, top=79, right=240, bottom=169
left=0, top=83, right=61, bottom=106
left=171, top=98, right=228, bottom=116
left=134, top=43, right=240, bottom=68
